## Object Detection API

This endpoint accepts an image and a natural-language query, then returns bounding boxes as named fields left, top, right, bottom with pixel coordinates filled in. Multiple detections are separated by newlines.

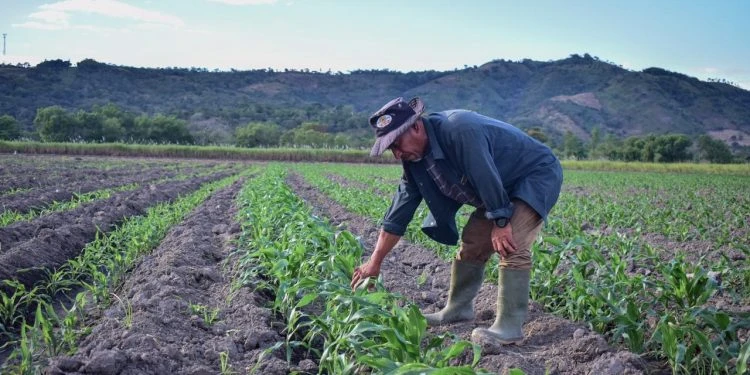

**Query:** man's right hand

left=351, top=259, right=380, bottom=290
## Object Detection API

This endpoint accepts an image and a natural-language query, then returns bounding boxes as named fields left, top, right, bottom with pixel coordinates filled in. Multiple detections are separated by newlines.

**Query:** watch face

left=495, top=218, right=508, bottom=227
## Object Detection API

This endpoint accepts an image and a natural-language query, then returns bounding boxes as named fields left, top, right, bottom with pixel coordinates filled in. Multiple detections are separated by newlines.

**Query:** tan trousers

left=456, top=199, right=543, bottom=270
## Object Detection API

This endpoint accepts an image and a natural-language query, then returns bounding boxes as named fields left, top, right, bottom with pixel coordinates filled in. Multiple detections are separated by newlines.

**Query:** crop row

left=0, top=154, right=214, bottom=193
left=0, top=157, right=230, bottom=197
left=0, top=162, right=239, bottom=227
left=233, top=165, right=491, bottom=374
left=294, top=163, right=750, bottom=374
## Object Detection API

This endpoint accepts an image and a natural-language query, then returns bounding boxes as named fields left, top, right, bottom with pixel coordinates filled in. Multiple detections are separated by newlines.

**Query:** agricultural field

left=0, top=154, right=747, bottom=374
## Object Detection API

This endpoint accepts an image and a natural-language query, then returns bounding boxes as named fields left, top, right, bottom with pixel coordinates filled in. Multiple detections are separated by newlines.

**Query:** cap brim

left=369, top=112, right=421, bottom=156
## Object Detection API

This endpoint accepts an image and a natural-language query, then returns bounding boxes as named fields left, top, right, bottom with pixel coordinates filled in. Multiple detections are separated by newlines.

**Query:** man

left=350, top=97, right=563, bottom=346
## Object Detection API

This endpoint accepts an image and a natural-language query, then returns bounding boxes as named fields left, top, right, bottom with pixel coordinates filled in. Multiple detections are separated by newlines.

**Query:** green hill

left=1, top=54, right=749, bottom=147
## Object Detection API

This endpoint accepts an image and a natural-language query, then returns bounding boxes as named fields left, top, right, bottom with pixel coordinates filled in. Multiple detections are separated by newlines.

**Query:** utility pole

left=2, top=34, right=6, bottom=55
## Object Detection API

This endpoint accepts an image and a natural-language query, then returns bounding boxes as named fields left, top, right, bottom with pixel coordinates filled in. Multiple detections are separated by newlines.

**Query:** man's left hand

left=491, top=224, right=517, bottom=258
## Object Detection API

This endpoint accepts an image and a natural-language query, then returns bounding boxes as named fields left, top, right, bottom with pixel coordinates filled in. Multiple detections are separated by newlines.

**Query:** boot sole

left=471, top=328, right=523, bottom=345
left=424, top=313, right=474, bottom=326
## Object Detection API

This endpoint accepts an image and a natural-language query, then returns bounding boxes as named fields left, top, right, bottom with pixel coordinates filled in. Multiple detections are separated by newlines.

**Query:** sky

left=1, top=0, right=748, bottom=89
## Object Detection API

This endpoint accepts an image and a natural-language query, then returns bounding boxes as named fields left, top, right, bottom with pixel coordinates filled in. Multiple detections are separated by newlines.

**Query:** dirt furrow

left=0, top=171, right=237, bottom=289
left=0, top=157, right=176, bottom=192
left=46, top=179, right=289, bottom=375
left=0, top=167, right=187, bottom=214
left=286, top=172, right=646, bottom=375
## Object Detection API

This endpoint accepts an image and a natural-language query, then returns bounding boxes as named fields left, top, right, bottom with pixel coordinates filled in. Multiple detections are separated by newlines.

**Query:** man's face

left=389, top=122, right=428, bottom=162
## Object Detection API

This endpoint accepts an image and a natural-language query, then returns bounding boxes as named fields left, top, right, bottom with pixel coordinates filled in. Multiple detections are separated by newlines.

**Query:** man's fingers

left=350, top=268, right=360, bottom=289
left=494, top=239, right=507, bottom=257
left=508, top=238, right=518, bottom=252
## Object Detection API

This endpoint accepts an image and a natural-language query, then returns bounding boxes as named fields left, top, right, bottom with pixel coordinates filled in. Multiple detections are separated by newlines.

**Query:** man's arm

left=351, top=171, right=422, bottom=289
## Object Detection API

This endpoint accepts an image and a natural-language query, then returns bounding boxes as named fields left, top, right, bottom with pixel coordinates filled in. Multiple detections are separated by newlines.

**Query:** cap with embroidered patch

left=368, top=97, right=425, bottom=156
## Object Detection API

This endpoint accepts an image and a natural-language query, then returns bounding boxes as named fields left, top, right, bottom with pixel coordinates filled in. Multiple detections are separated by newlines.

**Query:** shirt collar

left=424, top=116, right=446, bottom=160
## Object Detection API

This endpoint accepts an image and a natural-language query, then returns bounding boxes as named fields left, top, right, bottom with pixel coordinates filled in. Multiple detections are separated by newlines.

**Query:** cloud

left=14, top=0, right=184, bottom=31
left=30, top=10, right=70, bottom=26
left=207, top=0, right=277, bottom=5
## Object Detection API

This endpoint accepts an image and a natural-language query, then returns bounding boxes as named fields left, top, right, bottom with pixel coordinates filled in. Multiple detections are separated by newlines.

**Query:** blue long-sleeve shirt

left=382, top=110, right=563, bottom=245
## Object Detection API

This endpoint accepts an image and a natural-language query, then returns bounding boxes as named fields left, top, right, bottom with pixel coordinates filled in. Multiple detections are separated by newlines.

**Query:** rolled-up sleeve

left=450, top=128, right=514, bottom=220
left=382, top=173, right=423, bottom=236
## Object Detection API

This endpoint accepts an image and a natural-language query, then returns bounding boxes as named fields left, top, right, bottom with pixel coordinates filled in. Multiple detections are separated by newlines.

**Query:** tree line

left=2, top=104, right=193, bottom=144
left=0, top=105, right=742, bottom=163
left=555, top=128, right=736, bottom=163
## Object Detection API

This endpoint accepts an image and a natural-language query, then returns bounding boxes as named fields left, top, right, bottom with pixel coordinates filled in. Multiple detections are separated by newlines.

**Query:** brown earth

left=324, top=173, right=391, bottom=197
left=0, top=166, right=187, bottom=214
left=0, top=155, right=179, bottom=192
left=0, top=170, right=238, bottom=290
left=286, top=173, right=647, bottom=375
left=46, top=179, right=295, bottom=375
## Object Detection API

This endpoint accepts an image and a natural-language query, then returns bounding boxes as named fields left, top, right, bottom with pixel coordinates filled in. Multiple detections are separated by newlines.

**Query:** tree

left=147, top=115, right=194, bottom=144
left=697, top=135, right=732, bottom=163
left=77, top=58, right=108, bottom=73
left=101, top=117, right=125, bottom=142
left=600, top=133, right=622, bottom=160
left=589, top=126, right=601, bottom=157
left=652, top=134, right=692, bottom=162
left=562, top=131, right=586, bottom=159
left=74, top=110, right=105, bottom=141
left=93, top=103, right=135, bottom=140
left=525, top=127, right=548, bottom=144
left=36, top=59, right=72, bottom=70
left=34, top=106, right=79, bottom=142
left=0, top=115, right=21, bottom=140
left=235, top=122, right=282, bottom=147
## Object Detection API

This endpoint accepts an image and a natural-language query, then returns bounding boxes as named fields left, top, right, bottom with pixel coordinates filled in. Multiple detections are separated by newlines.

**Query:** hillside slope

left=2, top=54, right=749, bottom=144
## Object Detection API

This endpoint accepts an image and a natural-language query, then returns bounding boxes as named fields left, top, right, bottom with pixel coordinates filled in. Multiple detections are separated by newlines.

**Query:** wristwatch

left=494, top=217, right=509, bottom=228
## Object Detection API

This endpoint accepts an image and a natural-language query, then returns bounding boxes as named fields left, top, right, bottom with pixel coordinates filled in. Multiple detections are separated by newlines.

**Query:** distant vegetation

left=1, top=54, right=749, bottom=162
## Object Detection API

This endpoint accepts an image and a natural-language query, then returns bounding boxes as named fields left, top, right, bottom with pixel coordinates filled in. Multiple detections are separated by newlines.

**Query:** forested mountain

left=1, top=53, right=749, bottom=149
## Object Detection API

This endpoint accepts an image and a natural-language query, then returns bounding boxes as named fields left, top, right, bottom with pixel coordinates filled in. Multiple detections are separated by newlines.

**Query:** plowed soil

left=46, top=179, right=292, bottom=375
left=0, top=166, right=184, bottom=214
left=0, top=155, right=172, bottom=192
left=0, top=171, right=236, bottom=289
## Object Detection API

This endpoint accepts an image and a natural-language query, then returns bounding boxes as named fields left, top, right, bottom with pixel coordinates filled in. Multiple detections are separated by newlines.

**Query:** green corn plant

left=235, top=166, right=489, bottom=374
left=33, top=302, right=65, bottom=357
left=659, top=260, right=716, bottom=309
left=0, top=281, right=41, bottom=338
left=8, top=323, right=39, bottom=375
left=111, top=293, right=134, bottom=329
left=737, top=339, right=750, bottom=375
left=219, top=351, right=236, bottom=375
left=188, top=303, right=220, bottom=326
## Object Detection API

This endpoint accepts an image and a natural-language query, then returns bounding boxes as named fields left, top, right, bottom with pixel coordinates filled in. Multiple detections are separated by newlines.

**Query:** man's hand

left=351, top=260, right=380, bottom=290
left=491, top=223, right=517, bottom=258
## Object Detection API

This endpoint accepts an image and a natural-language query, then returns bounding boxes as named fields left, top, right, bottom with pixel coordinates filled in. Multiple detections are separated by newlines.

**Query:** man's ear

left=413, top=118, right=424, bottom=133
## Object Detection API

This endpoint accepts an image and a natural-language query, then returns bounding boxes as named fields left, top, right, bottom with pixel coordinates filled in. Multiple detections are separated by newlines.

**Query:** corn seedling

left=111, top=293, right=134, bottom=329
left=219, top=351, right=236, bottom=375
left=188, top=303, right=220, bottom=326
